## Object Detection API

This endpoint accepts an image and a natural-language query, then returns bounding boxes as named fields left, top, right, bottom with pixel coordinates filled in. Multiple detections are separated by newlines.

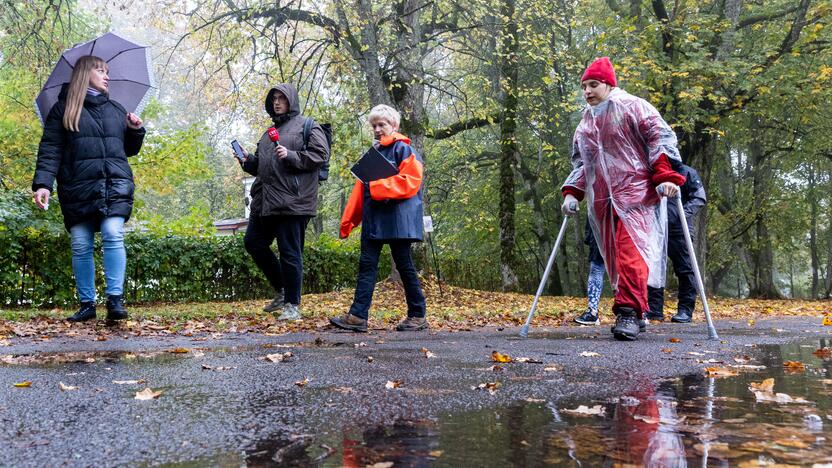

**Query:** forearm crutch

left=519, top=216, right=570, bottom=338
left=673, top=195, right=719, bottom=340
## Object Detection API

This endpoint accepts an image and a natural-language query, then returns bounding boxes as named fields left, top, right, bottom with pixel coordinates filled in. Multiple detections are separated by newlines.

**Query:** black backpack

left=302, top=118, right=332, bottom=182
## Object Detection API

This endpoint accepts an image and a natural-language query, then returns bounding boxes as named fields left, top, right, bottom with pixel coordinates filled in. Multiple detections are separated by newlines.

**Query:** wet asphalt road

left=0, top=316, right=828, bottom=466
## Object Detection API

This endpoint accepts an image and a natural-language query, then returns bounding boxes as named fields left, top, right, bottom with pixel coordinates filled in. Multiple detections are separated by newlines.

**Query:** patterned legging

left=586, top=260, right=605, bottom=313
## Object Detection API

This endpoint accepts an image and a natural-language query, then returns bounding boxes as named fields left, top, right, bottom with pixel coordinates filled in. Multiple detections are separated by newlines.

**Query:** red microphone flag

left=267, top=127, right=280, bottom=145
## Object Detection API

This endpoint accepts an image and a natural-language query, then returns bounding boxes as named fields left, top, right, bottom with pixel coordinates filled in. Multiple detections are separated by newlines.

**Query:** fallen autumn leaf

left=59, top=382, right=78, bottom=391
left=134, top=388, right=163, bottom=400
left=491, top=351, right=512, bottom=363
left=562, top=404, right=606, bottom=416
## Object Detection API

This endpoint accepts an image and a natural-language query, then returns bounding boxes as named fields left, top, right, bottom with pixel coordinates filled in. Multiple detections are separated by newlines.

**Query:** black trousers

left=349, top=238, right=426, bottom=320
left=244, top=215, right=310, bottom=305
left=648, top=233, right=697, bottom=316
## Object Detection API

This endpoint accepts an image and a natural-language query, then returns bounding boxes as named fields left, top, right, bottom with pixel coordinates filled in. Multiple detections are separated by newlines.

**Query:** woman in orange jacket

left=330, top=105, right=428, bottom=332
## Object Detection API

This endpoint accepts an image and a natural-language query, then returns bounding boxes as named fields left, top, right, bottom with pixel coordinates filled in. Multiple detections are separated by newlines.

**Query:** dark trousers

left=244, top=215, right=310, bottom=305
left=648, top=234, right=697, bottom=316
left=349, top=238, right=426, bottom=320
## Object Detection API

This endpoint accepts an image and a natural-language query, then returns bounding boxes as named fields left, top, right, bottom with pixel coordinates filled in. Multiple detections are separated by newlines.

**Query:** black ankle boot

left=106, top=295, right=128, bottom=321
left=68, top=302, right=96, bottom=322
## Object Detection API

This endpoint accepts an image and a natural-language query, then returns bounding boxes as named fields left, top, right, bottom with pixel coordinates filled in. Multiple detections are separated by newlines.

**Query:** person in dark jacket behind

left=32, top=55, right=146, bottom=322
left=330, top=104, right=427, bottom=333
left=238, top=83, right=329, bottom=320
left=646, top=164, right=707, bottom=323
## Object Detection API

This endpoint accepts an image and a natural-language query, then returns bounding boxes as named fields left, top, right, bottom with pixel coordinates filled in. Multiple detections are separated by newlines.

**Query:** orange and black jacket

left=340, top=133, right=424, bottom=241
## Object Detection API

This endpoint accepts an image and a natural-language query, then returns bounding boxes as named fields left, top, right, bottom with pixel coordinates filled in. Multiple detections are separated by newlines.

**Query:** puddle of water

left=240, top=339, right=832, bottom=467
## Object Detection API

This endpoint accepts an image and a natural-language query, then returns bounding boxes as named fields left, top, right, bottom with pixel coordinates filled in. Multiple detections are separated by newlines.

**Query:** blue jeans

left=69, top=217, right=126, bottom=303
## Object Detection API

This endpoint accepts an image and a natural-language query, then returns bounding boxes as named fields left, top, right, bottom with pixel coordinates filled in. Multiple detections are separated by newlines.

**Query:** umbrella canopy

left=35, top=32, right=155, bottom=125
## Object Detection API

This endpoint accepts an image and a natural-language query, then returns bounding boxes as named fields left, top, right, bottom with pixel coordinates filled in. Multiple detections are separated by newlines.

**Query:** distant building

left=213, top=218, right=248, bottom=236
left=213, top=176, right=254, bottom=235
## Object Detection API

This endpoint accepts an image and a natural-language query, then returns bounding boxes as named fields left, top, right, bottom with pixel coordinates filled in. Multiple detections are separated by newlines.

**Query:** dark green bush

left=0, top=227, right=390, bottom=307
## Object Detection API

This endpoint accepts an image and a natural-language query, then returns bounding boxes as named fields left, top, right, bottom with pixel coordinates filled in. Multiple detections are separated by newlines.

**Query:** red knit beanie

left=581, top=57, right=617, bottom=87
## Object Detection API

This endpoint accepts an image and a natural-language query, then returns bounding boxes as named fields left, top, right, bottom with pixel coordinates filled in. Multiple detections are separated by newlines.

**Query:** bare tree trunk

left=746, top=118, right=783, bottom=299
left=497, top=0, right=519, bottom=291
left=808, top=163, right=820, bottom=298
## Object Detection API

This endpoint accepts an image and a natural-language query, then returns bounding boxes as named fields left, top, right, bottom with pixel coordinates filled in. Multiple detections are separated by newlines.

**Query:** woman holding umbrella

left=32, top=55, right=146, bottom=322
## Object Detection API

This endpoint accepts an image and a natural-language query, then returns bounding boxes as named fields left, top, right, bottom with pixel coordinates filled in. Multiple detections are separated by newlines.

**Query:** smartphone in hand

left=231, top=140, right=246, bottom=162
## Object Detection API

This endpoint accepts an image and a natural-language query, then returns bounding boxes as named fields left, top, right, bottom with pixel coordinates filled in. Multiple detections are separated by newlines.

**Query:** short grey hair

left=368, top=104, right=401, bottom=128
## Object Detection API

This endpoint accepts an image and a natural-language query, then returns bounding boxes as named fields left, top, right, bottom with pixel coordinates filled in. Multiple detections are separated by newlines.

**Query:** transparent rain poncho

left=563, top=88, right=681, bottom=289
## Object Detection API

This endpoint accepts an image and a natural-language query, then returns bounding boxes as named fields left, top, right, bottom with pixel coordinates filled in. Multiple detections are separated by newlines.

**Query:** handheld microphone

left=267, top=127, right=280, bottom=147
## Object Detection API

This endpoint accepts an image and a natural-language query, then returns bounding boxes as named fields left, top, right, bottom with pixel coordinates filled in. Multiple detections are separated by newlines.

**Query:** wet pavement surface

left=0, top=317, right=831, bottom=466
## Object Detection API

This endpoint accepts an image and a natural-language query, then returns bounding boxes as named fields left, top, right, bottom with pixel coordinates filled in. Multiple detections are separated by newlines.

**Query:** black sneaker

left=612, top=309, right=640, bottom=341
left=105, top=295, right=128, bottom=321
left=574, top=309, right=600, bottom=326
left=68, top=302, right=96, bottom=322
left=671, top=310, right=692, bottom=323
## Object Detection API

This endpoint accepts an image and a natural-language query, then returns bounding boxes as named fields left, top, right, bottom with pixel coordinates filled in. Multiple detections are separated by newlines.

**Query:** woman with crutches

left=561, top=57, right=686, bottom=341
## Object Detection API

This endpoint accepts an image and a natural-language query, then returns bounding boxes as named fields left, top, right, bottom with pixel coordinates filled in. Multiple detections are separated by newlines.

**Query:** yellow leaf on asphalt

left=13, top=381, right=31, bottom=388
left=704, top=367, right=738, bottom=377
left=823, top=314, right=832, bottom=326
left=491, top=351, right=512, bottom=363
left=59, top=382, right=78, bottom=391
left=134, top=388, right=163, bottom=400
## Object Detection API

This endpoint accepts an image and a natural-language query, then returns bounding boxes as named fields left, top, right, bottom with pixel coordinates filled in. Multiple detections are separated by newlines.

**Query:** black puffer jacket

left=241, top=84, right=329, bottom=217
left=32, top=86, right=145, bottom=230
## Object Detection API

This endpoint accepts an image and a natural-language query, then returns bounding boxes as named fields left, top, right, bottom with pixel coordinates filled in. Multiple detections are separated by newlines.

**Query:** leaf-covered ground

left=1, top=279, right=829, bottom=341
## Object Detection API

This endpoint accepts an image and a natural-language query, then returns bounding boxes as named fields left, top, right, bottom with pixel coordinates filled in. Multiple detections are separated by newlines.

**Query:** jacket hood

left=379, top=132, right=411, bottom=146
left=265, top=83, right=301, bottom=121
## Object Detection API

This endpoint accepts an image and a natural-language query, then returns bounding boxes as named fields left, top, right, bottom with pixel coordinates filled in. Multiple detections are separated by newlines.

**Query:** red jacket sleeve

left=339, top=180, right=364, bottom=239
left=561, top=186, right=585, bottom=201
left=651, top=154, right=686, bottom=186
left=368, top=154, right=423, bottom=201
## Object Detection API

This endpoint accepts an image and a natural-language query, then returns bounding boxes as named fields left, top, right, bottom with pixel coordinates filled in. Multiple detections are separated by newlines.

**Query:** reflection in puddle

left=248, top=340, right=832, bottom=466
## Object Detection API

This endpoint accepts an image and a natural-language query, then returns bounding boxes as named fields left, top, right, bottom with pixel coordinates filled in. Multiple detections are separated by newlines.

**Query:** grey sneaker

left=263, top=291, right=285, bottom=312
left=276, top=303, right=301, bottom=321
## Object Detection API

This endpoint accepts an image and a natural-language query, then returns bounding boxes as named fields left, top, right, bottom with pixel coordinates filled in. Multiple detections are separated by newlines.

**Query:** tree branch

left=426, top=113, right=501, bottom=139
left=738, top=5, right=801, bottom=29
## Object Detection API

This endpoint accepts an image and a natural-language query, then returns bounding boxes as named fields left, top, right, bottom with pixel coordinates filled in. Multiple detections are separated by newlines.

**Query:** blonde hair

left=368, top=104, right=401, bottom=128
left=63, top=56, right=107, bottom=132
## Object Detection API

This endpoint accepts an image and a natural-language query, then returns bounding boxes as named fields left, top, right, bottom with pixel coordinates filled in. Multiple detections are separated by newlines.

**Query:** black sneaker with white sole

left=574, top=309, right=600, bottom=326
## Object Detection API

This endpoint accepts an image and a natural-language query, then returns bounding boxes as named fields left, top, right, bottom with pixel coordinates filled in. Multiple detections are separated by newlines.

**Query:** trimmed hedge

left=0, top=229, right=390, bottom=307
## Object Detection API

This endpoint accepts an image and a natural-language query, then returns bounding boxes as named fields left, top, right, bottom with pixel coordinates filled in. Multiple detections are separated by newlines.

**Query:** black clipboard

left=350, top=146, right=399, bottom=183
